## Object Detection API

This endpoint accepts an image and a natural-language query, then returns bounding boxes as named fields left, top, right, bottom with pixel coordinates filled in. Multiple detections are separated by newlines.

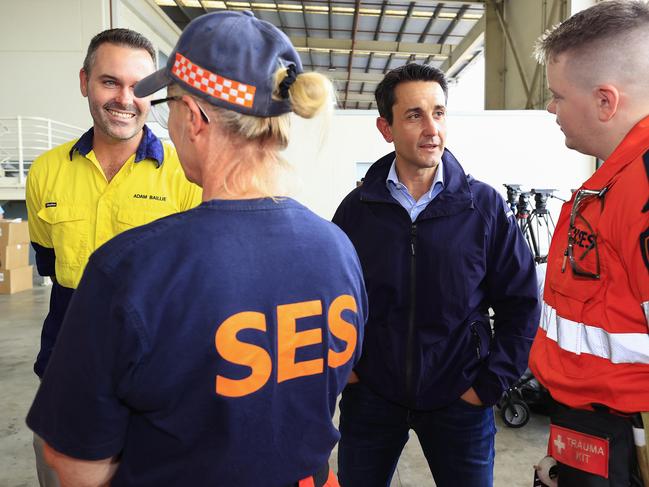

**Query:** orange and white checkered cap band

left=171, top=53, right=256, bottom=109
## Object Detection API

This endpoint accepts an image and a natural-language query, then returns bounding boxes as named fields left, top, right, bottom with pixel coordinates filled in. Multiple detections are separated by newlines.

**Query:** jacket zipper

left=471, top=323, right=481, bottom=360
left=406, top=223, right=417, bottom=403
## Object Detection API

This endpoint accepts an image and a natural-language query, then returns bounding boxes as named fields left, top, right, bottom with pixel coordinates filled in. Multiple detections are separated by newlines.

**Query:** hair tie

left=279, top=64, right=298, bottom=99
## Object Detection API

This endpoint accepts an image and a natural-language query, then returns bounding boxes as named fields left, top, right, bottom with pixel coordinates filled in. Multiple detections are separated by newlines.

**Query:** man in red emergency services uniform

left=529, top=1, right=649, bottom=485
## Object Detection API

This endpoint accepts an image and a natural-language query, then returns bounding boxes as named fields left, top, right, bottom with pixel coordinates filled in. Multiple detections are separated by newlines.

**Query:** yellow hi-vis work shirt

left=26, top=125, right=202, bottom=289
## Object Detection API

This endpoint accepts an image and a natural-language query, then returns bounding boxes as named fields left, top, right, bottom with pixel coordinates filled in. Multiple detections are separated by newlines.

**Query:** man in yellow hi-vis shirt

left=25, top=28, right=201, bottom=487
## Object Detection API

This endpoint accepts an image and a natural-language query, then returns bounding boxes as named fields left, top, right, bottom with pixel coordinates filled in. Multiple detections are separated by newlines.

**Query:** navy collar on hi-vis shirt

left=69, top=125, right=164, bottom=167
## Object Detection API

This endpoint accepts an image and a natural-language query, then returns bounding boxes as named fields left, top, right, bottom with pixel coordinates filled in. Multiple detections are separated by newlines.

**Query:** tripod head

left=504, top=184, right=522, bottom=213
left=516, top=191, right=532, bottom=219
left=504, top=183, right=521, bottom=205
left=531, top=189, right=557, bottom=214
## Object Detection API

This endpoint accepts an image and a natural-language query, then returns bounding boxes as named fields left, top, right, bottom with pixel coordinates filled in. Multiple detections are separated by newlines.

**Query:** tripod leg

left=527, top=215, right=541, bottom=262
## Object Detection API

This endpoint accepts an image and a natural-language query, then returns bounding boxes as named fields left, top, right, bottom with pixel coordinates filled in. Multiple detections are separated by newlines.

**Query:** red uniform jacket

left=530, top=116, right=649, bottom=413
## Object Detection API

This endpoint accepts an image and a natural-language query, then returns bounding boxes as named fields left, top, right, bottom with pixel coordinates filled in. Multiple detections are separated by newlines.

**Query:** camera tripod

left=504, top=185, right=557, bottom=264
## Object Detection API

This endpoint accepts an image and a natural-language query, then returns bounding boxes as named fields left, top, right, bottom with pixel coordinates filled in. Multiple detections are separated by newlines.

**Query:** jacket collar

left=69, top=124, right=164, bottom=167
left=583, top=115, right=649, bottom=190
left=360, top=149, right=473, bottom=219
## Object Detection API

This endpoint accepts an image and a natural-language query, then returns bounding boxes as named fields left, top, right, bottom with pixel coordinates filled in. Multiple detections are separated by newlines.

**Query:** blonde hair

left=172, top=69, right=333, bottom=198
left=212, top=68, right=333, bottom=148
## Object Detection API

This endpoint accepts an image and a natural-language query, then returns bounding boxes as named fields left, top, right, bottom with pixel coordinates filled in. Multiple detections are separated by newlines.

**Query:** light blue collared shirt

left=386, top=159, right=445, bottom=222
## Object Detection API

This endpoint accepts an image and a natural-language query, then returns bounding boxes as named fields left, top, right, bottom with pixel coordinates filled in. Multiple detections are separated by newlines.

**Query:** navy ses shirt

left=27, top=198, right=367, bottom=487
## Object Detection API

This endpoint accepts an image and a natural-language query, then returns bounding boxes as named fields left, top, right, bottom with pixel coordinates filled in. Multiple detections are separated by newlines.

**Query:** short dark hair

left=375, top=63, right=448, bottom=125
left=535, top=0, right=649, bottom=63
left=83, top=28, right=156, bottom=75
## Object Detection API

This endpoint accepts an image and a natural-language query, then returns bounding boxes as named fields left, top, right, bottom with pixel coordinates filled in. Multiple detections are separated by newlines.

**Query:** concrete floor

left=1, top=286, right=550, bottom=486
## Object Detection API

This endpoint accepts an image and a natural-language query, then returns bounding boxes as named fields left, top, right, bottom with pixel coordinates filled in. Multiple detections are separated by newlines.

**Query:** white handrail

left=0, top=116, right=84, bottom=131
left=17, top=116, right=24, bottom=185
left=0, top=116, right=168, bottom=198
left=0, top=116, right=84, bottom=191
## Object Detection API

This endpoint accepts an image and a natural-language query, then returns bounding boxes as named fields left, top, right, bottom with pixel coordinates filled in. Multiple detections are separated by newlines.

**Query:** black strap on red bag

left=290, top=464, right=334, bottom=487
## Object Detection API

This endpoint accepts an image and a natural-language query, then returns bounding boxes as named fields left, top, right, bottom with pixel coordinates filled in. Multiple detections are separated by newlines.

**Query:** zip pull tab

left=410, top=223, right=417, bottom=256
left=471, top=325, right=481, bottom=359
left=561, top=249, right=568, bottom=273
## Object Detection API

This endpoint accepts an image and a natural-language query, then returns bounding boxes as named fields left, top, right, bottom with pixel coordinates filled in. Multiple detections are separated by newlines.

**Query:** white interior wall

left=0, top=0, right=109, bottom=128
left=283, top=109, right=594, bottom=220
left=570, top=0, right=599, bottom=15
left=0, top=0, right=179, bottom=129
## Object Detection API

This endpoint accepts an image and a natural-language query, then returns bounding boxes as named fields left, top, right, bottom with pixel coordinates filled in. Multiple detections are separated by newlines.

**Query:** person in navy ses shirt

left=26, top=11, right=366, bottom=487
left=333, top=63, right=540, bottom=487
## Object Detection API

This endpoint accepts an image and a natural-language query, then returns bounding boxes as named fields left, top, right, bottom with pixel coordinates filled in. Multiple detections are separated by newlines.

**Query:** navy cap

left=135, top=11, right=302, bottom=116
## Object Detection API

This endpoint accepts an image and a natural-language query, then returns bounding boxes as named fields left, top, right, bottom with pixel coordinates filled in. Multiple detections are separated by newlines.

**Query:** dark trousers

left=337, top=382, right=496, bottom=487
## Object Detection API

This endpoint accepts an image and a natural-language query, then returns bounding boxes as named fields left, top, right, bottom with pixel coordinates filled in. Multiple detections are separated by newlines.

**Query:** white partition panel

left=283, top=109, right=594, bottom=221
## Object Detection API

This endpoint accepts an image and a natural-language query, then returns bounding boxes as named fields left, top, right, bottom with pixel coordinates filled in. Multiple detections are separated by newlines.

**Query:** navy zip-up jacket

left=333, top=150, right=540, bottom=409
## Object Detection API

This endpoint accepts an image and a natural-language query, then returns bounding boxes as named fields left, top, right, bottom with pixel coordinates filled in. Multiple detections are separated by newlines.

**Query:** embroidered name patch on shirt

left=133, top=193, right=167, bottom=202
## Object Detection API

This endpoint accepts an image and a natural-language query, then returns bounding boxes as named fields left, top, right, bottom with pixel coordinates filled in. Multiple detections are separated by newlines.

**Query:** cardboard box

left=0, top=243, right=29, bottom=270
left=0, top=265, right=33, bottom=294
left=0, top=220, right=29, bottom=247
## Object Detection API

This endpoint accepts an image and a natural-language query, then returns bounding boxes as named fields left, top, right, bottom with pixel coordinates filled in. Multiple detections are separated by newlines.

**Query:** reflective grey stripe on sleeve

left=643, top=301, right=649, bottom=327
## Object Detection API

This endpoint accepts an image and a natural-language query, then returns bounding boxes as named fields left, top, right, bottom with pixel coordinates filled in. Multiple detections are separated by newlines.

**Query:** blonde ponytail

left=273, top=68, right=335, bottom=119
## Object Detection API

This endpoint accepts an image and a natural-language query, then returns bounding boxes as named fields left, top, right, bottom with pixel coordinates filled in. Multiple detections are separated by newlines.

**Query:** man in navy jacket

left=333, top=63, right=540, bottom=487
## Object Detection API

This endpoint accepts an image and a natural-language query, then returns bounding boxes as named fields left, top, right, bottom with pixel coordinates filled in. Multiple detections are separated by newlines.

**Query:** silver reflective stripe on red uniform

left=643, top=301, right=649, bottom=327
left=540, top=303, right=649, bottom=364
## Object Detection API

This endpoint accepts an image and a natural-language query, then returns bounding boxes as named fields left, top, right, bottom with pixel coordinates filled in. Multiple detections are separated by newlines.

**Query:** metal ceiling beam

left=358, top=0, right=388, bottom=107
left=273, top=0, right=284, bottom=28
left=438, top=3, right=470, bottom=45
left=172, top=0, right=195, bottom=22
left=342, top=93, right=376, bottom=102
left=271, top=0, right=318, bottom=70
left=526, top=0, right=562, bottom=108
left=385, top=1, right=416, bottom=71
left=164, top=3, right=485, bottom=18
left=299, top=0, right=316, bottom=69
left=417, top=2, right=444, bottom=66
left=161, top=1, right=486, bottom=16
left=425, top=2, right=470, bottom=64
left=384, top=0, right=484, bottom=3
left=327, top=0, right=332, bottom=37
left=399, top=2, right=416, bottom=41
left=419, top=3, right=444, bottom=43
left=259, top=25, right=464, bottom=39
left=440, top=14, right=484, bottom=76
left=196, top=0, right=209, bottom=14
left=323, top=71, right=385, bottom=82
left=327, top=0, right=333, bottom=72
left=290, top=37, right=453, bottom=56
left=447, top=49, right=481, bottom=80
left=487, top=0, right=531, bottom=104
left=300, top=0, right=310, bottom=37
left=344, top=0, right=363, bottom=109
left=373, top=0, right=388, bottom=39
left=215, top=0, right=485, bottom=6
